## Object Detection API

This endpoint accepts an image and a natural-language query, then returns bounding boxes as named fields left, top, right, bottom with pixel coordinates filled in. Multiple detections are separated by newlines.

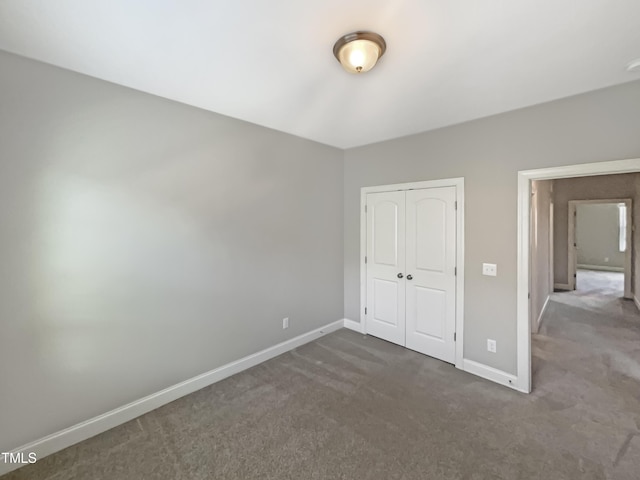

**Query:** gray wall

left=0, top=51, right=344, bottom=452
left=530, top=180, right=553, bottom=332
left=553, top=174, right=637, bottom=284
left=344, top=80, right=640, bottom=375
left=576, top=204, right=625, bottom=269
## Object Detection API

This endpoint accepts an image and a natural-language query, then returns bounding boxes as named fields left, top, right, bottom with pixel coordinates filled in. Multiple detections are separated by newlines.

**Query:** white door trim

left=518, top=158, right=640, bottom=394
left=567, top=199, right=632, bottom=298
left=360, top=177, right=465, bottom=369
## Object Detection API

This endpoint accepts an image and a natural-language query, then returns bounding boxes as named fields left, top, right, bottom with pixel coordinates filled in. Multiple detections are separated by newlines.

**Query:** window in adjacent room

left=619, top=203, right=627, bottom=252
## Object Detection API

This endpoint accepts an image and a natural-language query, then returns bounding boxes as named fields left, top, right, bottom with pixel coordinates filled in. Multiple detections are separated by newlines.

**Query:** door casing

left=359, top=178, right=465, bottom=370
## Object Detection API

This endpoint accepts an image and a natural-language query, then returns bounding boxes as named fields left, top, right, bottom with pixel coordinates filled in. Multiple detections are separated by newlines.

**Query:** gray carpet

left=574, top=268, right=625, bottom=297
left=4, top=271, right=640, bottom=479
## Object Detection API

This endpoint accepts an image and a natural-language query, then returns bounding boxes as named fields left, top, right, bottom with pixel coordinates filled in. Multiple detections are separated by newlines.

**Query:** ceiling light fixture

left=333, top=31, right=386, bottom=74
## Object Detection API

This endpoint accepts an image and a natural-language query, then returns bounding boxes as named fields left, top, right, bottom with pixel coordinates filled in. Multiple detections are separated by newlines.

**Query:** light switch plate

left=482, top=263, right=497, bottom=276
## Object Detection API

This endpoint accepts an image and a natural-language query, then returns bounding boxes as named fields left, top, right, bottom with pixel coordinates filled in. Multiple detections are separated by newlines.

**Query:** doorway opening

left=568, top=200, right=631, bottom=298
left=517, top=158, right=640, bottom=393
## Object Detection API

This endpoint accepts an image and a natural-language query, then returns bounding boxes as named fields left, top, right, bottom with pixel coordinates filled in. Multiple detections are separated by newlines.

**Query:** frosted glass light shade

left=333, top=32, right=386, bottom=74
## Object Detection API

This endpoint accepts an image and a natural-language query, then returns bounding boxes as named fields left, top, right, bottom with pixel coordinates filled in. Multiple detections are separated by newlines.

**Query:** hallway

left=533, top=268, right=640, bottom=477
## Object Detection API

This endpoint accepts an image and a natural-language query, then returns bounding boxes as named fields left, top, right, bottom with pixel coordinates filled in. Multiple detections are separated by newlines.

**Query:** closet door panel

left=405, top=187, right=456, bottom=363
left=365, top=191, right=406, bottom=346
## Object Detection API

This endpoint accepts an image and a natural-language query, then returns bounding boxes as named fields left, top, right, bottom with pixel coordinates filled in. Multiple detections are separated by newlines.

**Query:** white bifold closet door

left=366, top=187, right=456, bottom=364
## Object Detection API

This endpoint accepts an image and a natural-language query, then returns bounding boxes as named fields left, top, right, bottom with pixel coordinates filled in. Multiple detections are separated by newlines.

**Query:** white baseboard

left=554, top=283, right=572, bottom=291
left=0, top=319, right=344, bottom=476
left=462, top=359, right=526, bottom=393
left=577, top=264, right=624, bottom=273
left=343, top=318, right=365, bottom=333
left=344, top=319, right=525, bottom=392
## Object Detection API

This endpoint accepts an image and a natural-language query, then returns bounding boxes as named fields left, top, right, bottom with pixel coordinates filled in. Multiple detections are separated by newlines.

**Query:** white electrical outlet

left=282, top=317, right=289, bottom=329
left=482, top=263, right=497, bottom=276
left=604, top=257, right=609, bottom=263
left=487, top=339, right=497, bottom=353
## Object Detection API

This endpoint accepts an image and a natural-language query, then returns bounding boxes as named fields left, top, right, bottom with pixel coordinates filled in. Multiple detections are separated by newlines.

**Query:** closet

left=365, top=186, right=457, bottom=363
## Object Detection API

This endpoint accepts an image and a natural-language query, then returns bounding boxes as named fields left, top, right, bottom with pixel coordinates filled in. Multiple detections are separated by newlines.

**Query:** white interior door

left=365, top=191, right=406, bottom=346
left=405, top=187, right=457, bottom=363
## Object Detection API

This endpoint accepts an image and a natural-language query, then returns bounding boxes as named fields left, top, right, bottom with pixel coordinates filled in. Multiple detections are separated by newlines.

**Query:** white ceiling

left=1, top=0, right=639, bottom=148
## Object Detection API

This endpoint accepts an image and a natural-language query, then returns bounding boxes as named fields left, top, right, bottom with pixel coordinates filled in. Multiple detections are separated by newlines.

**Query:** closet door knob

left=407, top=275, right=413, bottom=280
left=397, top=273, right=403, bottom=279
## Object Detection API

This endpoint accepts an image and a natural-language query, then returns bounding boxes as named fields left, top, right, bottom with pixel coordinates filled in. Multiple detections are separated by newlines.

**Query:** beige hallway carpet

left=4, top=270, right=640, bottom=479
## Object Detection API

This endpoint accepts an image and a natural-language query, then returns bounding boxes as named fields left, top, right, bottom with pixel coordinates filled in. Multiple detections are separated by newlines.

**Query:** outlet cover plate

left=482, top=263, right=497, bottom=276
